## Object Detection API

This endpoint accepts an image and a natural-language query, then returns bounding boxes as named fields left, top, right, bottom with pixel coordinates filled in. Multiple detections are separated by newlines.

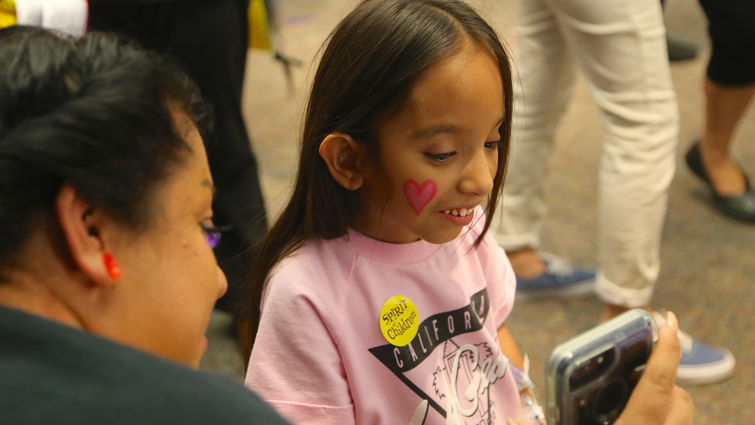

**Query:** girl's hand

left=614, top=312, right=694, bottom=425
left=519, top=388, right=545, bottom=425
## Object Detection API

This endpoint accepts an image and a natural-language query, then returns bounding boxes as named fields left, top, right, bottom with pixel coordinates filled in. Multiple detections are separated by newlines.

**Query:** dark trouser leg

left=89, top=0, right=267, bottom=315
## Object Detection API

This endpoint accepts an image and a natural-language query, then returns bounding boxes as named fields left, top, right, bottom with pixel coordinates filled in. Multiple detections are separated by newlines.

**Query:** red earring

left=103, top=252, right=121, bottom=280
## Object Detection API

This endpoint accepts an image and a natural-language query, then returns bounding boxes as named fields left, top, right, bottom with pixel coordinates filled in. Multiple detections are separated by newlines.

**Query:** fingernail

left=666, top=311, right=678, bottom=330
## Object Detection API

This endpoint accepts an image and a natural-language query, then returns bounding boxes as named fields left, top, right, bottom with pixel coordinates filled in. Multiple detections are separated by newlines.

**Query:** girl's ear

left=55, top=184, right=117, bottom=287
left=318, top=133, right=367, bottom=190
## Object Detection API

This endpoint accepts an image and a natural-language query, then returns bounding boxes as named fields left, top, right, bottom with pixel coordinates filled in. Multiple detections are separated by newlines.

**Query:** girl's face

left=356, top=43, right=504, bottom=244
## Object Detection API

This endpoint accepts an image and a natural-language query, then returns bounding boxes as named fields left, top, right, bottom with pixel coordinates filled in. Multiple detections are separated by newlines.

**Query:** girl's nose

left=458, top=149, right=495, bottom=197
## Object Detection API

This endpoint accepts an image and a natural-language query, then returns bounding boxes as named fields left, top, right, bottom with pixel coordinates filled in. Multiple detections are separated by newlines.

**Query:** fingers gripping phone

left=546, top=309, right=657, bottom=425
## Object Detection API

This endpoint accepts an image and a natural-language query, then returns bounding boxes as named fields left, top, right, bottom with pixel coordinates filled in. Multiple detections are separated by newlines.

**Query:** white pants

left=492, top=0, right=679, bottom=307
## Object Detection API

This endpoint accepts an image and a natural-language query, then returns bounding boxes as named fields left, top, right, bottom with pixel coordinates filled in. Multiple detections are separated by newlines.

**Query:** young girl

left=243, top=1, right=538, bottom=424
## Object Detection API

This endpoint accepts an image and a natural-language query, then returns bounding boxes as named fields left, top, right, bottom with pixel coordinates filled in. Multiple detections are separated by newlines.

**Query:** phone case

left=545, top=309, right=656, bottom=425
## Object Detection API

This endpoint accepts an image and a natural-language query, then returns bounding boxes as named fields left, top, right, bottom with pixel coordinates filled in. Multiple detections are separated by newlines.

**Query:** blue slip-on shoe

left=515, top=253, right=596, bottom=300
left=652, top=312, right=735, bottom=385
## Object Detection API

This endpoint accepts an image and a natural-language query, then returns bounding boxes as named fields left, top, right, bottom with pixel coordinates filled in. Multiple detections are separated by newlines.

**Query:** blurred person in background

left=87, top=0, right=269, bottom=321
left=491, top=0, right=735, bottom=385
left=684, top=0, right=755, bottom=224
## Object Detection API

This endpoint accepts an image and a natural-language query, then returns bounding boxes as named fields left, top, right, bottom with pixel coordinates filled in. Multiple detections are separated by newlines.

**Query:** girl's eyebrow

left=411, top=116, right=503, bottom=139
left=411, top=124, right=460, bottom=139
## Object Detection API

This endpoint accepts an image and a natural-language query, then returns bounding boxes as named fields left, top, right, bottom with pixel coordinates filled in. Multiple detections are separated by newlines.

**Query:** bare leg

left=600, top=303, right=651, bottom=321
left=699, top=78, right=755, bottom=196
left=506, top=248, right=545, bottom=278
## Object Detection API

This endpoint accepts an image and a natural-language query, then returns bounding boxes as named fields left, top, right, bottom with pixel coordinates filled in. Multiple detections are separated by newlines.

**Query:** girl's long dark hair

left=241, top=0, right=514, bottom=358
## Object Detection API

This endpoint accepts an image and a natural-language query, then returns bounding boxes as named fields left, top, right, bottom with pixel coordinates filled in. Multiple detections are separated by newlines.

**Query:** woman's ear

left=55, top=184, right=116, bottom=287
left=318, top=133, right=367, bottom=190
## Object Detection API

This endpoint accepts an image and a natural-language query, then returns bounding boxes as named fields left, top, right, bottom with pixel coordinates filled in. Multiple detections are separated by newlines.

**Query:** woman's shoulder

left=0, top=306, right=289, bottom=425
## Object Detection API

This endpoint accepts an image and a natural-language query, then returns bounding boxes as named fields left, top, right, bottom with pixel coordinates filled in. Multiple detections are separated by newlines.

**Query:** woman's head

left=0, top=27, right=226, bottom=367
left=245, top=0, right=513, bottom=350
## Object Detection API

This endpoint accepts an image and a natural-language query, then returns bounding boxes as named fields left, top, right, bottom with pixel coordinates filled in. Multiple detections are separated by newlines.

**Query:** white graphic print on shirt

left=369, top=289, right=509, bottom=425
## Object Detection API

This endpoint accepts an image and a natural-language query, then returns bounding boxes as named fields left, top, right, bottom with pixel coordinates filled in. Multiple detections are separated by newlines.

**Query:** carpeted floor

left=200, top=1, right=755, bottom=423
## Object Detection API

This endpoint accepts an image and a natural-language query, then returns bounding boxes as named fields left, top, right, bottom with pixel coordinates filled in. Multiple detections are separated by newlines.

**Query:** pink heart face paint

left=403, top=178, right=437, bottom=215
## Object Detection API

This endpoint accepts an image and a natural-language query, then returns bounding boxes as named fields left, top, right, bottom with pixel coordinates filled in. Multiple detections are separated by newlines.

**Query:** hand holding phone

left=546, top=309, right=656, bottom=425
left=613, top=311, right=693, bottom=425
left=546, top=310, right=693, bottom=425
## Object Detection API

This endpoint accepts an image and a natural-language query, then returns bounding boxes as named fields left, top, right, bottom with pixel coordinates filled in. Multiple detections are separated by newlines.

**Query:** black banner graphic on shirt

left=368, top=288, right=490, bottom=374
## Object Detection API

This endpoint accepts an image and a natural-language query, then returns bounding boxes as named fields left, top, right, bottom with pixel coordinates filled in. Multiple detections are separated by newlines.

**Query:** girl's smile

left=436, top=205, right=478, bottom=227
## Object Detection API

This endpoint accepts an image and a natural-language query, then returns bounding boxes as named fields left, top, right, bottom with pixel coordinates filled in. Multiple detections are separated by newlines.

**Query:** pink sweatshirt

left=245, top=214, right=521, bottom=425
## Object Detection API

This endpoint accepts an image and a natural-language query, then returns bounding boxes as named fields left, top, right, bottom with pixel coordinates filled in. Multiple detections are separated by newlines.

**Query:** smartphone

left=545, top=309, right=657, bottom=425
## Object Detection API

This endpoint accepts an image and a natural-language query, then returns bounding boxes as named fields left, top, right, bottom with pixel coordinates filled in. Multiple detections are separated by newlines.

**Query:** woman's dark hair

left=242, top=0, right=514, bottom=356
left=0, top=26, right=210, bottom=276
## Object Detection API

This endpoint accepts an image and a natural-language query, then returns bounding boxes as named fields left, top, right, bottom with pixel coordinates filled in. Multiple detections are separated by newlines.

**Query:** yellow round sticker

left=379, top=295, right=419, bottom=347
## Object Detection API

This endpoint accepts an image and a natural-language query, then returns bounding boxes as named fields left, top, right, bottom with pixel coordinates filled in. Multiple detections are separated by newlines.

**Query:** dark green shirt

left=0, top=306, right=290, bottom=425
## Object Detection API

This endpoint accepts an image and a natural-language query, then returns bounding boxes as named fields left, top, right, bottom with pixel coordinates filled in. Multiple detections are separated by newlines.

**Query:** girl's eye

left=484, top=140, right=502, bottom=150
left=200, top=222, right=230, bottom=249
left=424, top=152, right=456, bottom=163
